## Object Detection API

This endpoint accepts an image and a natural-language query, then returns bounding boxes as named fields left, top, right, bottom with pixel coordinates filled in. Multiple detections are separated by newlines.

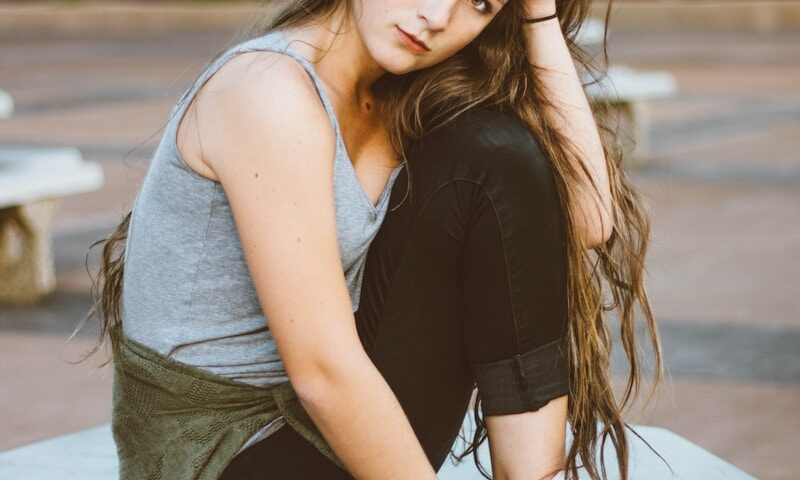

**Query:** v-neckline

left=276, top=29, right=404, bottom=214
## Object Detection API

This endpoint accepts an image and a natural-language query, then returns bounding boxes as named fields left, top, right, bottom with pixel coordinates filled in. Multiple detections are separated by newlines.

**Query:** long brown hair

left=70, top=1, right=664, bottom=478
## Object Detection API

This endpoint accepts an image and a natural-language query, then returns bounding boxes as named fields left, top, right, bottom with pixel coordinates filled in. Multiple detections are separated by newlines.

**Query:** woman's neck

left=281, top=10, right=386, bottom=113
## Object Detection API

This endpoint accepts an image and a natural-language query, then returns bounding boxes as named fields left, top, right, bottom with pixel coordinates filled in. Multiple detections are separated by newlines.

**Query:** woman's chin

left=378, top=55, right=427, bottom=75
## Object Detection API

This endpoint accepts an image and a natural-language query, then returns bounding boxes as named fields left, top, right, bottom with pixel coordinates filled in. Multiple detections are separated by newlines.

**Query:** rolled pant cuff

left=470, top=337, right=570, bottom=416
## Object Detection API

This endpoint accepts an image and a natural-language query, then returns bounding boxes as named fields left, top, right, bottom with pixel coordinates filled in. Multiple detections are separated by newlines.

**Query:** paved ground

left=0, top=25, right=798, bottom=479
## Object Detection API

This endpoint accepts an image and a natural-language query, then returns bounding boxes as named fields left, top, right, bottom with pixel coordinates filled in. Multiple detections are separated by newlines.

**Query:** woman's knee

left=412, top=108, right=559, bottom=204
left=418, top=108, right=566, bottom=266
left=411, top=111, right=568, bottom=323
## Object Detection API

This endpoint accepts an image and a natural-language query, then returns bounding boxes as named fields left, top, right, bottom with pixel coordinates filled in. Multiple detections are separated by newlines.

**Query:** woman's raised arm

left=523, top=2, right=615, bottom=250
left=197, top=51, right=438, bottom=480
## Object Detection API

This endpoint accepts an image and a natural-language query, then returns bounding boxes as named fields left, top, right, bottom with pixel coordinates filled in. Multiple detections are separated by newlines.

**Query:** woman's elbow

left=582, top=211, right=614, bottom=250
left=594, top=218, right=614, bottom=249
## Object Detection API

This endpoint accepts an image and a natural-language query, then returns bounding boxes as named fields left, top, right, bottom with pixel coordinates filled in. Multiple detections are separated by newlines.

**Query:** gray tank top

left=120, top=29, right=404, bottom=450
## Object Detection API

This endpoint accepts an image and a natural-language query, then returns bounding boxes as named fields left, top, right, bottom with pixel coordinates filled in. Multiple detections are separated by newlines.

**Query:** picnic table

left=0, top=416, right=756, bottom=479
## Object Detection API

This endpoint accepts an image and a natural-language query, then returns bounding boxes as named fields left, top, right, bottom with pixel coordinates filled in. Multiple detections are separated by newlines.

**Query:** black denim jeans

left=220, top=108, right=570, bottom=479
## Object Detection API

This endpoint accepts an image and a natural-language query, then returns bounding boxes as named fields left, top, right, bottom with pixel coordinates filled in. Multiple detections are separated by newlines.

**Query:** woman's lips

left=396, top=26, right=430, bottom=54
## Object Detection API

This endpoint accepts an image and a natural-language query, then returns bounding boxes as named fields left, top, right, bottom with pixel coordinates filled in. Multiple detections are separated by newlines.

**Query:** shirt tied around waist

left=112, top=334, right=347, bottom=479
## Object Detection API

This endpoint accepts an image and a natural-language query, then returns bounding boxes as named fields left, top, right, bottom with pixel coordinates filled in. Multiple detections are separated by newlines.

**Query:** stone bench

left=0, top=416, right=756, bottom=479
left=0, top=144, right=104, bottom=304
left=577, top=19, right=679, bottom=166
left=576, top=17, right=605, bottom=46
left=586, top=65, right=678, bottom=166
left=0, top=88, right=13, bottom=119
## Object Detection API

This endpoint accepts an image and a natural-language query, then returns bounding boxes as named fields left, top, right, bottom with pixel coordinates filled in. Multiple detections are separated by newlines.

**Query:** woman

left=71, top=0, right=663, bottom=479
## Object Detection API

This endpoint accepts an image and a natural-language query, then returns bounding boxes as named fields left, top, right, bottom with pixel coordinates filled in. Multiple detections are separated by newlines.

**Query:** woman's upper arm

left=200, top=52, right=366, bottom=389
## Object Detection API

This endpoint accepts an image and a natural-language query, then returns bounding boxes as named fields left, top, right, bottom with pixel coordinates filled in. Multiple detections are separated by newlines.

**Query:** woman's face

left=353, top=0, right=509, bottom=74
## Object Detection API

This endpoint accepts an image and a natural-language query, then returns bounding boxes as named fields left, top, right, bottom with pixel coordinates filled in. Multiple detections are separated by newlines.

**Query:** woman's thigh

left=219, top=421, right=354, bottom=480
left=220, top=108, right=570, bottom=478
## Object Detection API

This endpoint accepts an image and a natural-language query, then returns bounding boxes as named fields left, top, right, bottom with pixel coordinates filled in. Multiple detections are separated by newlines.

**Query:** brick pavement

left=0, top=25, right=797, bottom=479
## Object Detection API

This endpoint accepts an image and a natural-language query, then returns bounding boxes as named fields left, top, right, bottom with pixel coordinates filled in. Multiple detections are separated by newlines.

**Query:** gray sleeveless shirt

left=120, top=29, right=404, bottom=450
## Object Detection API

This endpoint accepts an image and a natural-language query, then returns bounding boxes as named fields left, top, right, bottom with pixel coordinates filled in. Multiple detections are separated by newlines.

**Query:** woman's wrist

left=522, top=12, right=558, bottom=25
left=523, top=2, right=557, bottom=20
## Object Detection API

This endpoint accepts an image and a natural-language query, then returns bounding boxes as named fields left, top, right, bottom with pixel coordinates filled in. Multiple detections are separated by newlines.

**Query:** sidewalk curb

left=1, top=1, right=799, bottom=35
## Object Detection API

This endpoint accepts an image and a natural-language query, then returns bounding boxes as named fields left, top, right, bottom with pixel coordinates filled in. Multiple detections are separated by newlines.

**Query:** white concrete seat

left=439, top=419, right=755, bottom=479
left=0, top=146, right=104, bottom=209
left=0, top=416, right=756, bottom=479
left=0, top=145, right=104, bottom=304
left=576, top=17, right=605, bottom=46
left=587, top=66, right=678, bottom=104
left=585, top=65, right=678, bottom=165
left=576, top=19, right=679, bottom=165
left=0, top=88, right=13, bottom=119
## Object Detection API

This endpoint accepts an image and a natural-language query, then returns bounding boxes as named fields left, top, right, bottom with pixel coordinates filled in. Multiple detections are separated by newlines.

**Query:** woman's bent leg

left=356, top=108, right=571, bottom=471
left=220, top=108, right=570, bottom=477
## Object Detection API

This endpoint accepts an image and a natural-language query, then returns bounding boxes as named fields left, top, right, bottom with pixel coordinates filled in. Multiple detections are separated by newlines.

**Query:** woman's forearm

left=522, top=12, right=614, bottom=248
left=295, top=351, right=438, bottom=480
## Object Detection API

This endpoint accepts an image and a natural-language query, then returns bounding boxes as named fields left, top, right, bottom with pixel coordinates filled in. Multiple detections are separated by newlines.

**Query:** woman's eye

left=469, top=0, right=493, bottom=14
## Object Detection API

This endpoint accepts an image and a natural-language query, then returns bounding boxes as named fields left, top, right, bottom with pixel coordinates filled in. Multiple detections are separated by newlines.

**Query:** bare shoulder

left=178, top=49, right=335, bottom=180
left=190, top=52, right=362, bottom=385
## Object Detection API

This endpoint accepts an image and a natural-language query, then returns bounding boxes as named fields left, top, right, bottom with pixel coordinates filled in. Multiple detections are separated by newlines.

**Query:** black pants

left=220, top=108, right=570, bottom=479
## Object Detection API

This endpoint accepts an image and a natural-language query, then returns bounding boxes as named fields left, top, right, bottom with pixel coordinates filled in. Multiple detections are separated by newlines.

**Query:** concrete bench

left=586, top=65, right=678, bottom=166
left=0, top=145, right=104, bottom=304
left=576, top=17, right=605, bottom=46
left=0, top=417, right=756, bottom=479
left=577, top=19, right=679, bottom=166
left=0, top=88, right=13, bottom=119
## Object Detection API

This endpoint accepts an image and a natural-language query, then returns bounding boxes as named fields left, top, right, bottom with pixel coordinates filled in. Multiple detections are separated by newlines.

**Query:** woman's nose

left=417, top=0, right=459, bottom=32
